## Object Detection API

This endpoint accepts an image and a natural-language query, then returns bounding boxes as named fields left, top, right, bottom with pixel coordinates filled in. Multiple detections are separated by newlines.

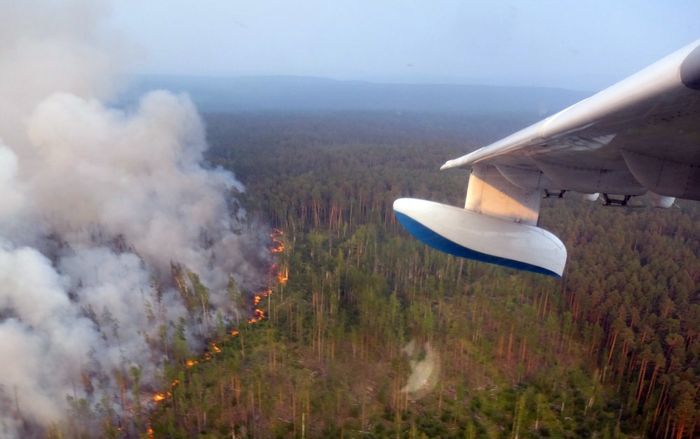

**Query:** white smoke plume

left=0, top=1, right=265, bottom=436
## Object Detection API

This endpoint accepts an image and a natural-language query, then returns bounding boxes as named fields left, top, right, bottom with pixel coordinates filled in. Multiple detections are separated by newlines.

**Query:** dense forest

left=141, top=112, right=699, bottom=438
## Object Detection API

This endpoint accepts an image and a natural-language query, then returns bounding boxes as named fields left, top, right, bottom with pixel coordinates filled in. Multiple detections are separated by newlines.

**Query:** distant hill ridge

left=119, top=75, right=589, bottom=115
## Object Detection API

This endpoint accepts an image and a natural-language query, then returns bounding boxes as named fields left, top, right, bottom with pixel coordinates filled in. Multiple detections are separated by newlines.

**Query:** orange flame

left=149, top=227, right=289, bottom=416
left=276, top=267, right=289, bottom=285
left=270, top=242, right=285, bottom=253
left=270, top=229, right=286, bottom=254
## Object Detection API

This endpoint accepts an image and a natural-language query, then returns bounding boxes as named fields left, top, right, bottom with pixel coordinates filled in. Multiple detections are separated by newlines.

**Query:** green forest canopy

left=141, top=111, right=699, bottom=439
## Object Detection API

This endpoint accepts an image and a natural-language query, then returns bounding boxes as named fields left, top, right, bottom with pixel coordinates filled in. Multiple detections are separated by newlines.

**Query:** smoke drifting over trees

left=0, top=1, right=264, bottom=436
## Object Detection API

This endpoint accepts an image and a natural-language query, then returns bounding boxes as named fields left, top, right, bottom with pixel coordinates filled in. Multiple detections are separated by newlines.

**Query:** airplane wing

left=394, top=39, right=700, bottom=277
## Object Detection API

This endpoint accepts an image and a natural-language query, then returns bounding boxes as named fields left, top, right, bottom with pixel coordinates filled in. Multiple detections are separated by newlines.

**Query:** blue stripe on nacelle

left=395, top=211, right=560, bottom=278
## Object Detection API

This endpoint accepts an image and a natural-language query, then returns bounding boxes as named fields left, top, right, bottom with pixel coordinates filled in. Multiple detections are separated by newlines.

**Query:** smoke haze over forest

left=122, top=75, right=588, bottom=115
left=1, top=1, right=698, bottom=437
left=0, top=1, right=265, bottom=436
left=111, top=0, right=699, bottom=90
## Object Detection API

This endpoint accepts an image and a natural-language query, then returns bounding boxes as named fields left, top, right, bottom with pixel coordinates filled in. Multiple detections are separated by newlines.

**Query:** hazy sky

left=111, top=0, right=699, bottom=90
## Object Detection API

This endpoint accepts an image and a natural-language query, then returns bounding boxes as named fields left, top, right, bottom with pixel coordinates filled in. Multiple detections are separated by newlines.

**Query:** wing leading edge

left=394, top=40, right=700, bottom=276
left=441, top=39, right=700, bottom=201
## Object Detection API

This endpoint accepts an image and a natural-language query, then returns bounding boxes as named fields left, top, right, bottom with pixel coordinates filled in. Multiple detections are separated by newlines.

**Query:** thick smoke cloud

left=0, top=1, right=264, bottom=436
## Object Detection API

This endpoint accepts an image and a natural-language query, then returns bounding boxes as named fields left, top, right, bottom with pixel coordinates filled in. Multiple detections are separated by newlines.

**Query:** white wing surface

left=394, top=40, right=700, bottom=277
left=441, top=39, right=700, bottom=201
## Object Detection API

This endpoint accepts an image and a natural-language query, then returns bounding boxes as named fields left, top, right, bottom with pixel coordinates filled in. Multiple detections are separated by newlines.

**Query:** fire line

left=150, top=228, right=288, bottom=411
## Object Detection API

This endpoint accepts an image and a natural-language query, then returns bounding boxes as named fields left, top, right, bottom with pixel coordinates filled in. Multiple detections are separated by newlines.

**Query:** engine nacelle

left=393, top=198, right=567, bottom=277
left=582, top=192, right=600, bottom=202
left=649, top=192, right=675, bottom=208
